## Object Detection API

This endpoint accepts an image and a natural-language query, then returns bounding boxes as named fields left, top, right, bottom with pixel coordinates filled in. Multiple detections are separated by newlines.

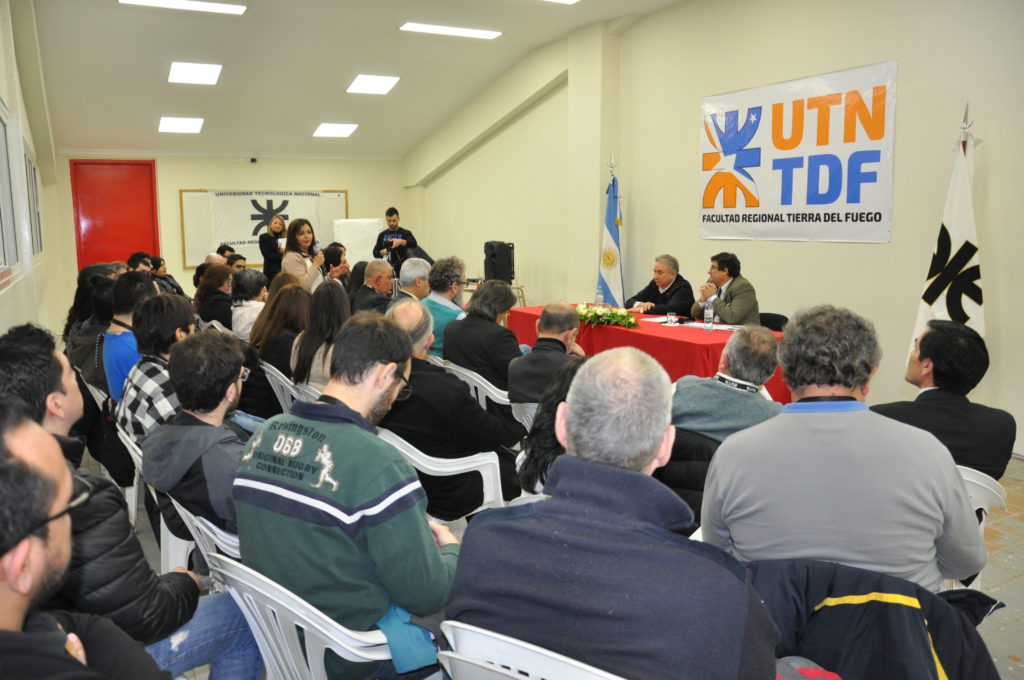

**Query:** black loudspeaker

left=483, top=241, right=515, bottom=283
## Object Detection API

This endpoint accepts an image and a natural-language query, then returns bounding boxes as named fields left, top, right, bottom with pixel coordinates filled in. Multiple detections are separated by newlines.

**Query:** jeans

left=145, top=591, right=263, bottom=680
left=231, top=410, right=265, bottom=434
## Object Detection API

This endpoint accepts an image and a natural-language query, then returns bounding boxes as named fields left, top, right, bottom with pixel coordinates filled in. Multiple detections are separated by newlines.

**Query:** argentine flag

left=597, top=176, right=624, bottom=306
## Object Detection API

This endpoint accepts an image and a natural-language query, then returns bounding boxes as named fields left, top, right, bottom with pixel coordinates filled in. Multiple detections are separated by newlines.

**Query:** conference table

left=507, top=306, right=791, bottom=404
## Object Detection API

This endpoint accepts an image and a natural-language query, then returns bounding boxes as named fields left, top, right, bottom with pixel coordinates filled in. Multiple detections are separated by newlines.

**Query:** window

left=25, top=156, right=42, bottom=254
left=0, top=116, right=18, bottom=267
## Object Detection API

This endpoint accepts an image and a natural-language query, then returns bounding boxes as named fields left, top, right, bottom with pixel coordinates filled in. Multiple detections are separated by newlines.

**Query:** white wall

left=407, top=0, right=1024, bottom=425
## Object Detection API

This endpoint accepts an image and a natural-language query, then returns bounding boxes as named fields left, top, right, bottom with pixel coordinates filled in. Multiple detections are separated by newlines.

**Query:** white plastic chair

left=82, top=380, right=139, bottom=524
left=440, top=620, right=626, bottom=680
left=293, top=382, right=321, bottom=403
left=115, top=426, right=194, bottom=574
left=261, top=361, right=298, bottom=411
left=424, top=353, right=445, bottom=368
left=167, top=496, right=239, bottom=591
left=943, top=465, right=1007, bottom=591
left=444, top=362, right=510, bottom=411
left=510, top=402, right=537, bottom=430
left=376, top=428, right=505, bottom=518
left=206, top=554, right=391, bottom=680
left=206, top=319, right=233, bottom=334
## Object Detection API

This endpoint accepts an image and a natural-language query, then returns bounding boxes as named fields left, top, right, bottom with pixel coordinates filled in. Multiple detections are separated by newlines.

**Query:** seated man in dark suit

left=626, top=254, right=695, bottom=316
left=381, top=299, right=524, bottom=520
left=872, top=320, right=1016, bottom=480
left=351, top=259, right=393, bottom=313
left=508, top=301, right=585, bottom=404
left=443, top=280, right=521, bottom=390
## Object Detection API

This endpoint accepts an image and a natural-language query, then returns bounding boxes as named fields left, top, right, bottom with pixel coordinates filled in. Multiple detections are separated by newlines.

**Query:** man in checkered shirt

left=115, top=294, right=195, bottom=440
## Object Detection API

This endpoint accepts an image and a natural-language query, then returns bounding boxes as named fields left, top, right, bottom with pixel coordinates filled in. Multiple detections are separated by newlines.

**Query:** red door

left=70, top=159, right=160, bottom=270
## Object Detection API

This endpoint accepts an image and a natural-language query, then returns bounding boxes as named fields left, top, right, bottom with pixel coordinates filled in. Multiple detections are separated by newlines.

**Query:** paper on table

left=640, top=316, right=669, bottom=323
left=681, top=322, right=742, bottom=331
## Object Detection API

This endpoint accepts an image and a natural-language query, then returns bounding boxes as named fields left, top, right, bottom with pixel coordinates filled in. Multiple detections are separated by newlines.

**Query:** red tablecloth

left=508, top=306, right=791, bottom=404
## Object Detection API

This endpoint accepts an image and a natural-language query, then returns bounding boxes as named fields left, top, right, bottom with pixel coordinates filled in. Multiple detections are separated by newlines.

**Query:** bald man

left=352, top=259, right=393, bottom=314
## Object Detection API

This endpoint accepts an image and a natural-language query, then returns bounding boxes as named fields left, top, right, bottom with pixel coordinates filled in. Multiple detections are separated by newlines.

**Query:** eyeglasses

left=395, top=372, right=412, bottom=402
left=0, top=475, right=93, bottom=554
left=240, top=367, right=251, bottom=382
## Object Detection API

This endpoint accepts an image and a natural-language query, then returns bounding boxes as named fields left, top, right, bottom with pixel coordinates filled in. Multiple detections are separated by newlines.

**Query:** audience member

left=381, top=299, right=525, bottom=520
left=216, top=244, right=235, bottom=258
left=194, top=263, right=234, bottom=329
left=62, top=263, right=117, bottom=343
left=516, top=356, right=587, bottom=493
left=291, top=283, right=351, bottom=390
left=444, top=279, right=520, bottom=390
left=126, top=251, right=153, bottom=273
left=144, top=331, right=248, bottom=534
left=281, top=218, right=344, bottom=291
left=422, top=256, right=467, bottom=356
left=249, top=283, right=311, bottom=378
left=394, top=257, right=430, bottom=301
left=226, top=253, right=247, bottom=272
left=0, top=331, right=260, bottom=678
left=230, top=269, right=268, bottom=343
left=671, top=325, right=781, bottom=440
left=234, top=313, right=459, bottom=679
left=0, top=400, right=171, bottom=679
left=103, top=271, right=157, bottom=402
left=66, top=276, right=115, bottom=392
left=374, top=206, right=418, bottom=272
left=626, top=254, right=695, bottom=316
left=115, top=294, right=194, bottom=440
left=352, top=259, right=393, bottom=313
left=701, top=305, right=986, bottom=592
left=447, top=347, right=780, bottom=680
left=873, top=320, right=1016, bottom=480
left=258, top=215, right=287, bottom=282
left=320, top=242, right=351, bottom=285
left=265, top=271, right=299, bottom=305
left=690, top=252, right=760, bottom=325
left=345, top=260, right=368, bottom=299
left=150, top=256, right=186, bottom=297
left=508, top=301, right=584, bottom=404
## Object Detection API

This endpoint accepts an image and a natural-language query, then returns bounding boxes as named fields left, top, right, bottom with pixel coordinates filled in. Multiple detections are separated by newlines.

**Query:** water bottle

left=595, top=289, right=604, bottom=306
left=703, top=303, right=714, bottom=331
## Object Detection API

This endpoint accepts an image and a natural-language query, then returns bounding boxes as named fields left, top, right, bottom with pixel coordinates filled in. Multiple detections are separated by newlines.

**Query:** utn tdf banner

left=700, top=61, right=897, bottom=242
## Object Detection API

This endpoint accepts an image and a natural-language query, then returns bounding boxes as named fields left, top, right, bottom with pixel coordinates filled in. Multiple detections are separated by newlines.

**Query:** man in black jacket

left=352, top=259, right=394, bottom=313
left=0, top=400, right=171, bottom=680
left=626, top=253, right=695, bottom=316
left=0, top=326, right=261, bottom=679
left=508, top=301, right=585, bottom=404
left=872, top=320, right=1016, bottom=480
left=382, top=299, right=524, bottom=519
left=373, top=206, right=418, bottom=272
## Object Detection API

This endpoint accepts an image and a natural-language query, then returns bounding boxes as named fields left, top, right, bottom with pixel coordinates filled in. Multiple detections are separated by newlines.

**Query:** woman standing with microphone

left=280, top=218, right=348, bottom=292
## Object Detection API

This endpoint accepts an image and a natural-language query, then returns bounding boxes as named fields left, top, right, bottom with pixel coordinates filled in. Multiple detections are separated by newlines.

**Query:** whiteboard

left=179, top=189, right=348, bottom=269
left=333, top=218, right=384, bottom=265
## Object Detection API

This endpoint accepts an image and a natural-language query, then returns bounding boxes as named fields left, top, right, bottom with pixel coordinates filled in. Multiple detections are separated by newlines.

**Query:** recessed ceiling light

left=347, top=75, right=400, bottom=95
left=159, top=116, right=204, bottom=133
left=168, top=62, right=223, bottom=85
left=119, top=0, right=246, bottom=15
left=314, top=123, right=358, bottom=138
left=399, top=22, right=501, bottom=40
left=543, top=0, right=582, bottom=4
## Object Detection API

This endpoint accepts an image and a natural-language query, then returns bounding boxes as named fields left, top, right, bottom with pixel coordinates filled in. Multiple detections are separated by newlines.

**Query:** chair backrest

left=206, top=319, right=233, bottom=334
left=440, top=620, right=626, bottom=680
left=293, top=382, right=321, bottom=403
left=376, top=428, right=505, bottom=516
left=261, top=360, right=297, bottom=411
left=439, top=651, right=523, bottom=679
left=116, top=425, right=145, bottom=470
left=168, top=495, right=240, bottom=560
left=758, top=312, right=788, bottom=332
left=445, top=362, right=510, bottom=410
left=83, top=380, right=109, bottom=412
left=510, top=402, right=537, bottom=430
left=206, top=554, right=390, bottom=680
left=957, top=465, right=1008, bottom=516
left=424, top=353, right=445, bottom=368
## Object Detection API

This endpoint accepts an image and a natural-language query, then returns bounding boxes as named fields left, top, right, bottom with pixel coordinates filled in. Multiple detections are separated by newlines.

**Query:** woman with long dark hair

left=290, top=283, right=350, bottom=389
left=194, top=264, right=234, bottom=329
left=150, top=256, right=187, bottom=297
left=259, top=215, right=287, bottom=282
left=249, top=283, right=311, bottom=377
left=517, top=356, right=588, bottom=493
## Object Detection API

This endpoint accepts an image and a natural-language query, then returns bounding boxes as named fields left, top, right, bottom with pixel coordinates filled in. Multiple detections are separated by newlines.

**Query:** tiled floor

left=977, top=456, right=1024, bottom=678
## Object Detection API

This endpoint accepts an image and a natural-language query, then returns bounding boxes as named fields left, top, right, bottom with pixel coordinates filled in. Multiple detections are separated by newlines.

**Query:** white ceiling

left=32, top=0, right=680, bottom=159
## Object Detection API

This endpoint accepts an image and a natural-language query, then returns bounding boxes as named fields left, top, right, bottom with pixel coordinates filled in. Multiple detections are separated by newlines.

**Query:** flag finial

left=608, top=156, right=616, bottom=179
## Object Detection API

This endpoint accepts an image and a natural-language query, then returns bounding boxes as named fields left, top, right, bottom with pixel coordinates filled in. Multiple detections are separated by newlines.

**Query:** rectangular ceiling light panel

left=168, top=62, right=223, bottom=85
left=159, top=116, right=204, bottom=133
left=543, top=0, right=582, bottom=4
left=399, top=22, right=501, bottom=40
left=313, top=123, right=358, bottom=138
left=119, top=0, right=246, bottom=15
left=347, top=75, right=400, bottom=95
